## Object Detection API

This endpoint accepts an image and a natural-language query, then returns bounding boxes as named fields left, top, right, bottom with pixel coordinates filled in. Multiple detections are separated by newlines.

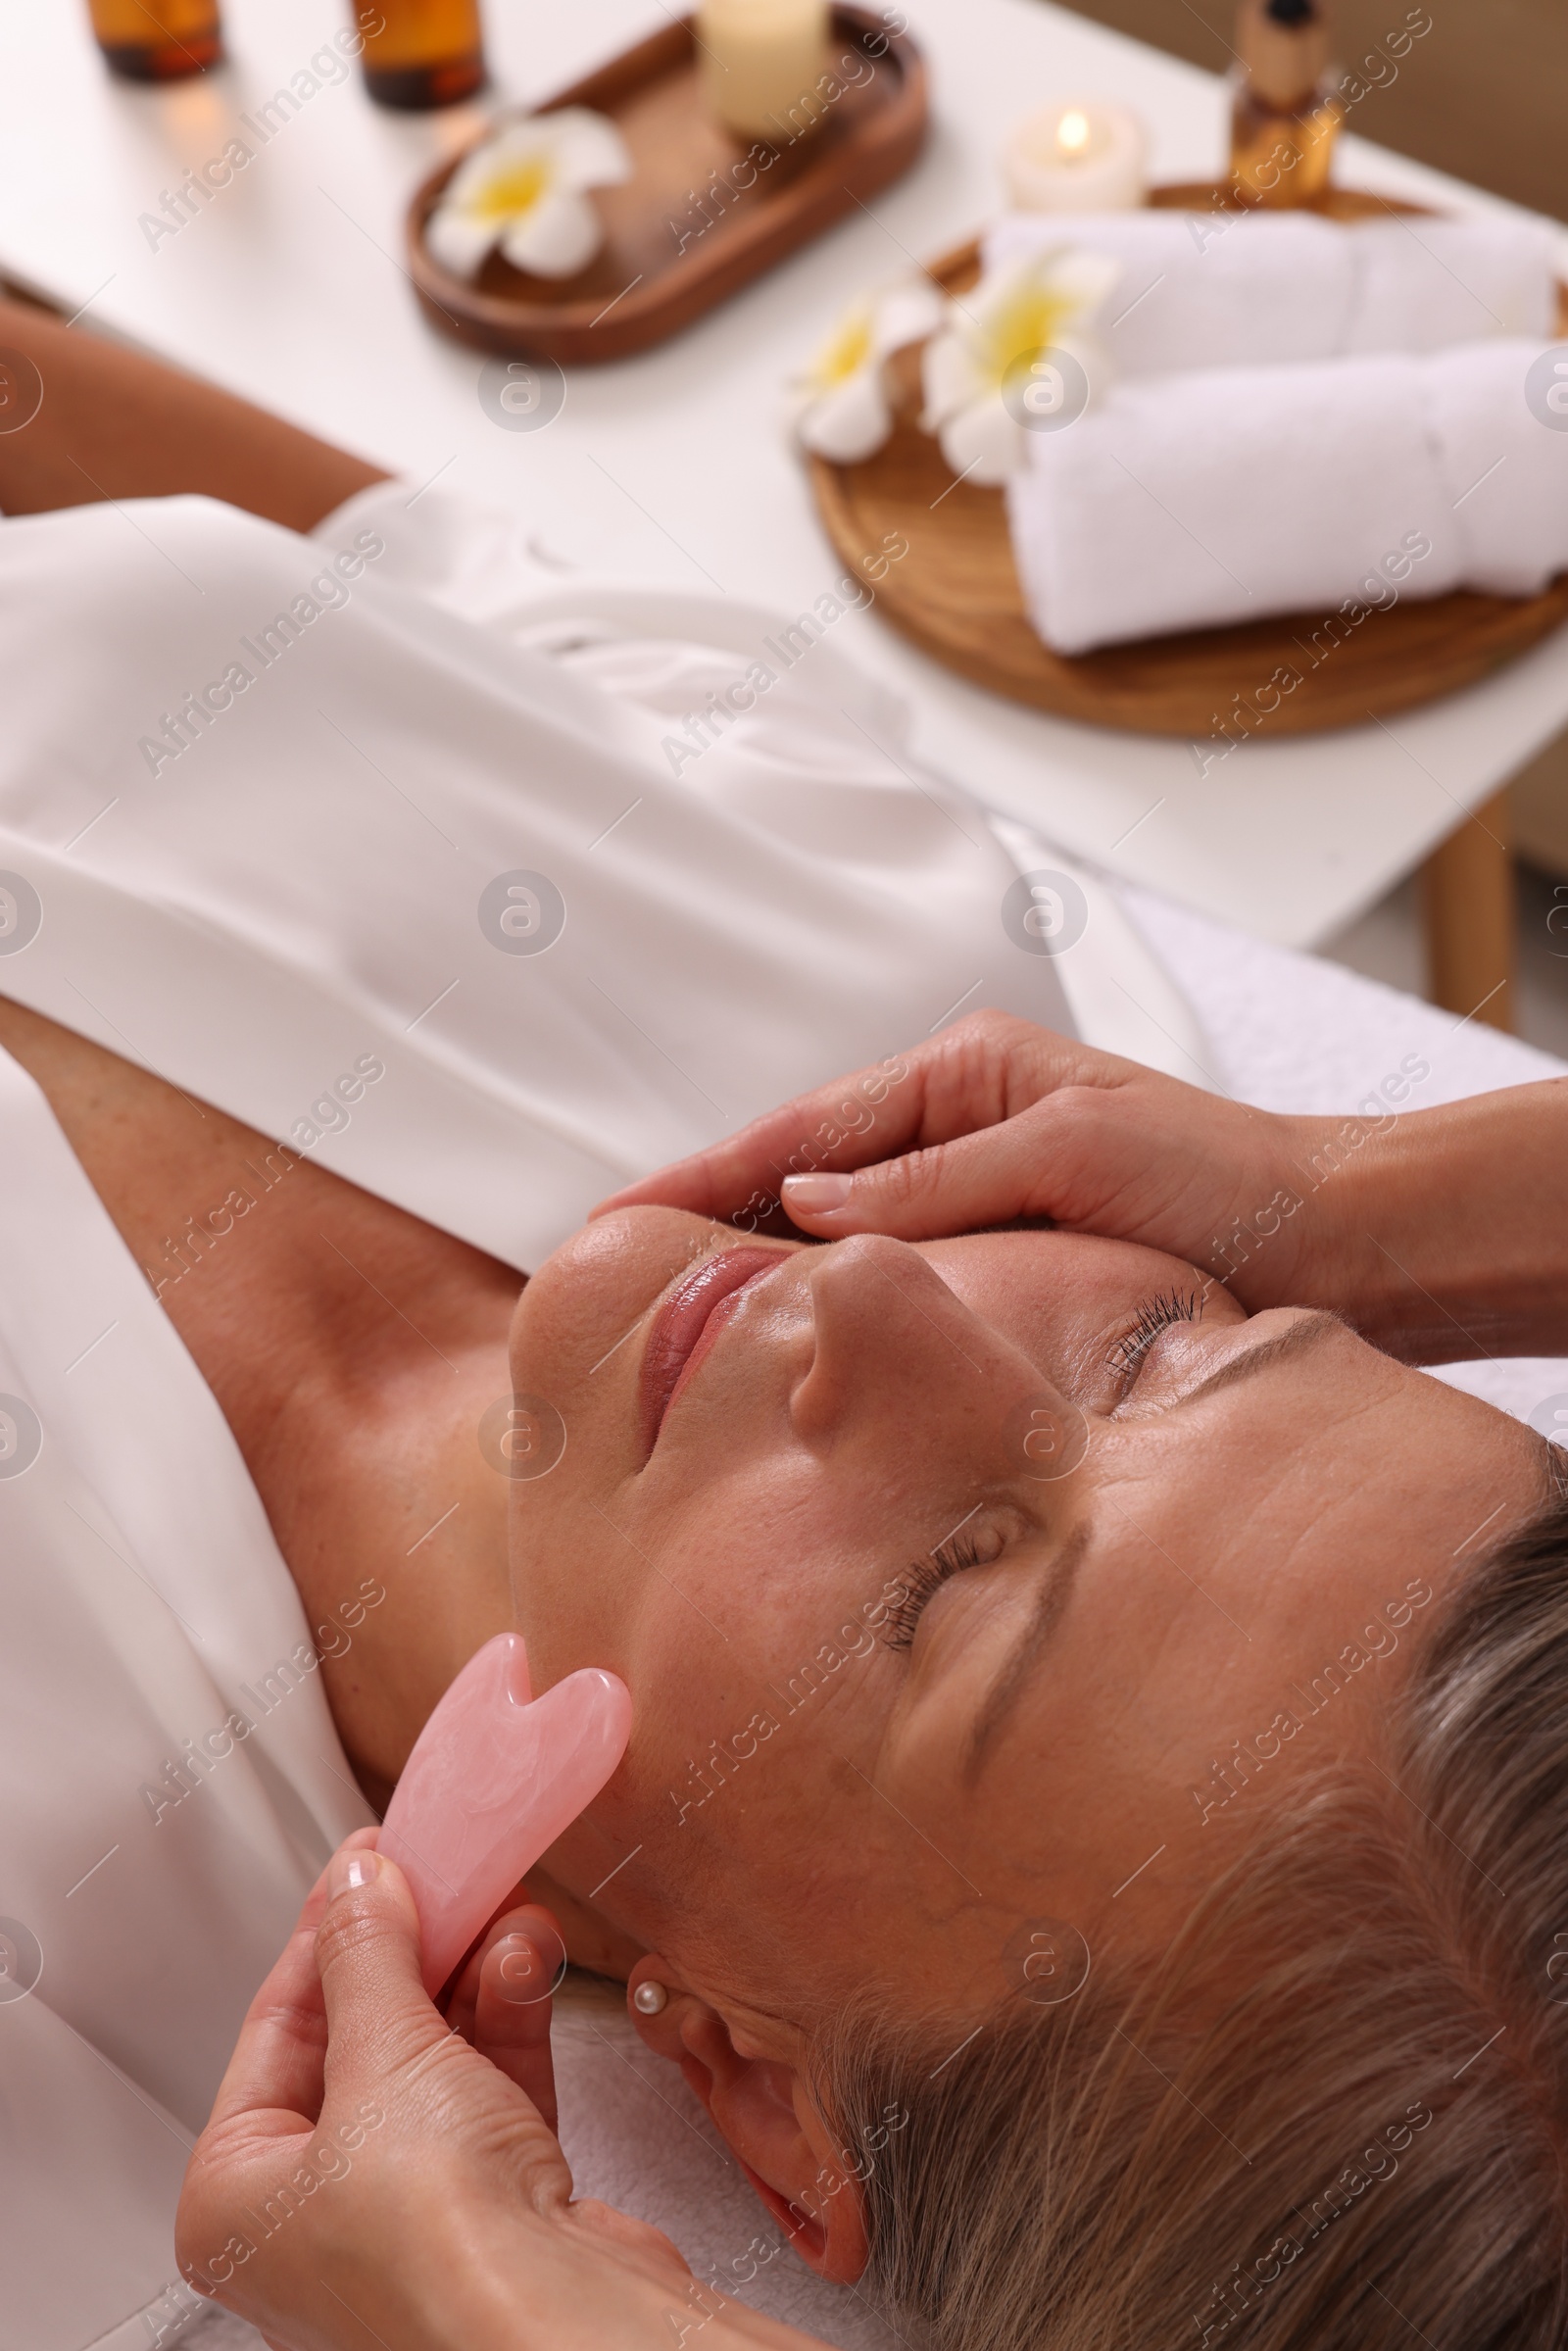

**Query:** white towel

left=987, top=210, right=1355, bottom=375
left=1005, top=339, right=1568, bottom=656
left=1423, top=337, right=1568, bottom=594
left=1344, top=217, right=1561, bottom=353
left=982, top=209, right=1560, bottom=380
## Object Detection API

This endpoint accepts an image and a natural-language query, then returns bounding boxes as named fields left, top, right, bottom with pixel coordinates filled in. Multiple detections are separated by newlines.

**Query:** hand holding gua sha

left=379, top=1633, right=632, bottom=1997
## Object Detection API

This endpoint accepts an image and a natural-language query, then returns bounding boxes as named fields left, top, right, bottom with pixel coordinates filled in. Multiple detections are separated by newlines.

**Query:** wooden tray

left=808, top=184, right=1568, bottom=738
left=407, top=7, right=927, bottom=365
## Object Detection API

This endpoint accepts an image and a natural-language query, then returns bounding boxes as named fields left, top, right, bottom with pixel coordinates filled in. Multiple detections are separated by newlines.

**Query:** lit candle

left=1002, top=101, right=1149, bottom=213
left=698, top=0, right=831, bottom=142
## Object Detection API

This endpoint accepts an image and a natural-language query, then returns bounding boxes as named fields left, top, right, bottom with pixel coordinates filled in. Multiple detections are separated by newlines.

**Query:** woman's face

left=507, top=1208, right=1542, bottom=2034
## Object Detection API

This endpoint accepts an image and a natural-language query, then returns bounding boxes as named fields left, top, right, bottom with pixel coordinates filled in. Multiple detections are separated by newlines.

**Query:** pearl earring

left=633, top=1980, right=668, bottom=2015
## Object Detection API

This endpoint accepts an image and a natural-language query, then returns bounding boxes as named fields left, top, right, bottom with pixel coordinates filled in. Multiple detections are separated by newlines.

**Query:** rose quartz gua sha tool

left=379, top=1632, right=631, bottom=1997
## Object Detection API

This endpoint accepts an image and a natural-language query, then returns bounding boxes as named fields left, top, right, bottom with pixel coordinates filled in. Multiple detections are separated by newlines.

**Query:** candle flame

left=1055, top=108, right=1092, bottom=157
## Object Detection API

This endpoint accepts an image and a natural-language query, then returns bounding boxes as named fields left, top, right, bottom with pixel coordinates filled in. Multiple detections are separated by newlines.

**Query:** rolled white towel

left=982, top=208, right=1560, bottom=379
left=1425, top=339, right=1568, bottom=594
left=1004, top=339, right=1568, bottom=656
left=985, top=210, right=1354, bottom=376
left=1343, top=218, right=1560, bottom=352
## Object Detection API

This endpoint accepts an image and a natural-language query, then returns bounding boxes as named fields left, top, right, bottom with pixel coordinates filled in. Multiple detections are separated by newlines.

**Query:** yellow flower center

left=463, top=152, right=554, bottom=223
left=975, top=280, right=1079, bottom=390
left=809, top=307, right=873, bottom=390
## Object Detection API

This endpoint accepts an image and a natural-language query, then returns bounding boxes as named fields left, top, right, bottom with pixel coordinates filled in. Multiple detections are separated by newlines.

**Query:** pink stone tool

left=379, top=1632, right=631, bottom=1997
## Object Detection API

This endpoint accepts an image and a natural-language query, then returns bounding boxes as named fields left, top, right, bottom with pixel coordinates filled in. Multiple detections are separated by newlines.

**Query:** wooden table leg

left=1419, top=787, right=1516, bottom=1033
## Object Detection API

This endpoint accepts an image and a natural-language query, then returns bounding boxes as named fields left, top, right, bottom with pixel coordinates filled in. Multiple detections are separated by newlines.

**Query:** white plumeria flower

left=793, top=280, right=946, bottom=464
left=920, top=247, right=1122, bottom=485
left=425, top=108, right=632, bottom=282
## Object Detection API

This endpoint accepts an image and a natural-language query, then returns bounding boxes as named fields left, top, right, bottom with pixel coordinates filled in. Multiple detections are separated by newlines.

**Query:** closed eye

left=1106, top=1286, right=1202, bottom=1398
left=881, top=1512, right=1004, bottom=1651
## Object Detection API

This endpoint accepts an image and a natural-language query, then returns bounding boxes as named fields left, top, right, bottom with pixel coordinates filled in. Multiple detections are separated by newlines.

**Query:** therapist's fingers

left=474, top=1918, right=564, bottom=2130
left=178, top=1833, right=383, bottom=2305
left=313, top=1844, right=449, bottom=2080
left=766, top=1066, right=1282, bottom=1250
left=444, top=1902, right=564, bottom=2129
left=312, top=1850, right=576, bottom=2214
left=591, top=1044, right=934, bottom=1224
left=608, top=1012, right=1300, bottom=1264
left=780, top=1106, right=1073, bottom=1240
left=442, top=1894, right=544, bottom=2041
left=200, top=1826, right=382, bottom=2138
left=593, top=1013, right=1114, bottom=1230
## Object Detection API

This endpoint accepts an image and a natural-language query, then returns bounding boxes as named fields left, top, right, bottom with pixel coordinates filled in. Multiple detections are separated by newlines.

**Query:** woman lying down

left=0, top=299, right=1564, bottom=2351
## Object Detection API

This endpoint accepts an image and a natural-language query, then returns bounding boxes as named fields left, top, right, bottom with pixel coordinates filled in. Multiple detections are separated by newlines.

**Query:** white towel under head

left=983, top=208, right=1560, bottom=381
left=1005, top=338, right=1568, bottom=656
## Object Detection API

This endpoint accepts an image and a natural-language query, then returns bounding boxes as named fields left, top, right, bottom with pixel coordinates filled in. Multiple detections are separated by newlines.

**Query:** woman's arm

left=178, top=1838, right=828, bottom=2351
left=0, top=293, right=387, bottom=530
left=600, top=1011, right=1568, bottom=1365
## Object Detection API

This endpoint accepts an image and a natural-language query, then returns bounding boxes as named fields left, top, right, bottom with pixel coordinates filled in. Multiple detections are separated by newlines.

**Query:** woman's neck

left=0, top=997, right=519, bottom=1809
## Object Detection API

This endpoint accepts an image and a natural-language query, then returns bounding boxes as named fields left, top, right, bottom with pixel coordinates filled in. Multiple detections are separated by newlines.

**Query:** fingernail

left=492, top=1935, right=554, bottom=2003
left=782, top=1174, right=853, bottom=1212
left=493, top=1928, right=566, bottom=2002
left=329, top=1848, right=381, bottom=1902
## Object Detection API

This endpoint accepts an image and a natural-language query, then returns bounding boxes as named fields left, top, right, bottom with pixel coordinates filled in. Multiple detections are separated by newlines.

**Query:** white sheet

left=0, top=1047, right=369, bottom=2351
left=1, top=483, right=1564, bottom=2351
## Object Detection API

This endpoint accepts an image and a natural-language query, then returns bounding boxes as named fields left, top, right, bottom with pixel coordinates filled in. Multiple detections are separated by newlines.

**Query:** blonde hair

left=822, top=1491, right=1568, bottom=2350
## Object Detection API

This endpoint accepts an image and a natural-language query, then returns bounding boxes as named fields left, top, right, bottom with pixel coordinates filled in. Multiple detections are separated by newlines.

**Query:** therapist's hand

left=601, top=1012, right=1327, bottom=1315
left=604, top=1013, right=1568, bottom=1362
left=177, top=1837, right=811, bottom=2351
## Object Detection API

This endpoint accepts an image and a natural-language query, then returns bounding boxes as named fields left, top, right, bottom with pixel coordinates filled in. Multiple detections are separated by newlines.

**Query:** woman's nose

left=790, top=1234, right=1009, bottom=1445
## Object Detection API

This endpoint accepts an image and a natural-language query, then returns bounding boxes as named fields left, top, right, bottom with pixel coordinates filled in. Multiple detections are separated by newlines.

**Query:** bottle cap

left=1238, top=0, right=1329, bottom=108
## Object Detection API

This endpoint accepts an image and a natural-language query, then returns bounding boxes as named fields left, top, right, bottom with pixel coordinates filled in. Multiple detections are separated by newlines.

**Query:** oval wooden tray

left=407, top=7, right=927, bottom=366
left=808, top=185, right=1568, bottom=738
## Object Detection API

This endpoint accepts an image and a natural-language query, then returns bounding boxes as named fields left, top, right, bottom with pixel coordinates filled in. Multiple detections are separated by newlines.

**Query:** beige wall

left=1049, top=0, right=1566, bottom=223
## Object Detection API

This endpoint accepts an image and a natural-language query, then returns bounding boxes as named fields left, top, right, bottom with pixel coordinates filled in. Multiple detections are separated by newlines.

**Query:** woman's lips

left=639, top=1246, right=785, bottom=1450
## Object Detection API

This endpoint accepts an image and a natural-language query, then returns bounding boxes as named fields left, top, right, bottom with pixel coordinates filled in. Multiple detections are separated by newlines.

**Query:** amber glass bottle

left=357, top=0, right=486, bottom=109
left=87, top=0, right=222, bottom=80
left=1230, top=0, right=1344, bottom=208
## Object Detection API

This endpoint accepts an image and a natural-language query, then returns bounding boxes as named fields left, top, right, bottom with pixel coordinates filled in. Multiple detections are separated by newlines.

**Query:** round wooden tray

left=808, top=185, right=1568, bottom=738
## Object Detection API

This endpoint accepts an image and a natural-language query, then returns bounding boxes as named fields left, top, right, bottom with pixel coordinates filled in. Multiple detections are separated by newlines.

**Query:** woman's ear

left=626, top=1959, right=869, bottom=2284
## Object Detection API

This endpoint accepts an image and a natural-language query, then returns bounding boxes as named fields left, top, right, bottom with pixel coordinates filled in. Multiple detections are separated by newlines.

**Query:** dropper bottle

left=358, top=0, right=486, bottom=109
left=86, top=0, right=222, bottom=79
left=1229, top=0, right=1344, bottom=208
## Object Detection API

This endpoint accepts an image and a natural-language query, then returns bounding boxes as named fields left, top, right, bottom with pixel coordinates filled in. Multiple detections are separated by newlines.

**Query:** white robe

left=0, top=483, right=1200, bottom=1274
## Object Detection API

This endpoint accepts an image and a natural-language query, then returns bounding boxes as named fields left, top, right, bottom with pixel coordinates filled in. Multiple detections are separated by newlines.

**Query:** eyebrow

left=963, top=1313, right=1345, bottom=1785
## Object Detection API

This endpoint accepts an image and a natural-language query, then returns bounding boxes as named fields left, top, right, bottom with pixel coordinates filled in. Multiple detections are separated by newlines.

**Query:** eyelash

left=1108, top=1287, right=1201, bottom=1385
left=881, top=1527, right=993, bottom=1651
